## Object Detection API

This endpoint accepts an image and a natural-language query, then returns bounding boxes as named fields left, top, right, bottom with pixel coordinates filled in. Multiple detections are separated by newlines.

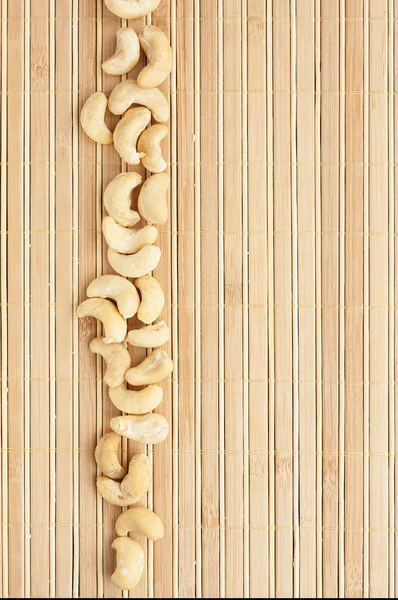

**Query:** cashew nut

left=108, top=79, right=169, bottom=123
left=77, top=298, right=127, bottom=343
left=135, top=275, right=165, bottom=324
left=137, top=25, right=173, bottom=89
left=137, top=124, right=168, bottom=173
left=87, top=274, right=140, bottom=319
left=80, top=92, right=113, bottom=144
left=94, top=432, right=126, bottom=480
left=111, top=537, right=144, bottom=591
left=104, top=172, right=141, bottom=227
left=120, top=454, right=152, bottom=498
left=125, top=349, right=173, bottom=386
left=109, top=383, right=163, bottom=415
left=113, top=107, right=151, bottom=165
left=127, top=321, right=169, bottom=348
left=109, top=383, right=163, bottom=414
left=115, top=507, right=164, bottom=541
left=108, top=245, right=161, bottom=278
left=102, top=28, right=140, bottom=76
left=90, top=337, right=131, bottom=388
left=103, top=216, right=158, bottom=255
left=137, top=173, right=169, bottom=225
left=111, top=413, right=169, bottom=444
left=105, top=0, right=161, bottom=19
left=97, top=454, right=151, bottom=506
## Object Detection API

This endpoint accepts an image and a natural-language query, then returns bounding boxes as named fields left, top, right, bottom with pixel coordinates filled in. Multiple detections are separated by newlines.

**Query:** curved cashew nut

left=113, top=107, right=151, bottom=165
left=135, top=275, right=165, bottom=324
left=90, top=337, right=131, bottom=387
left=137, top=124, right=168, bottom=173
left=109, top=383, right=163, bottom=414
left=104, top=172, right=141, bottom=228
left=108, top=245, right=161, bottom=278
left=108, top=79, right=169, bottom=123
left=87, top=274, right=140, bottom=319
left=77, top=298, right=127, bottom=343
left=80, top=92, right=113, bottom=144
left=95, top=432, right=126, bottom=480
left=125, top=349, right=173, bottom=386
left=127, top=321, right=169, bottom=348
left=137, top=25, right=173, bottom=89
left=103, top=216, right=158, bottom=255
left=97, top=454, right=151, bottom=506
left=138, top=173, right=169, bottom=225
left=105, top=0, right=161, bottom=19
left=111, top=537, right=145, bottom=591
left=102, top=28, right=140, bottom=76
left=115, top=507, right=164, bottom=541
left=111, top=413, right=169, bottom=444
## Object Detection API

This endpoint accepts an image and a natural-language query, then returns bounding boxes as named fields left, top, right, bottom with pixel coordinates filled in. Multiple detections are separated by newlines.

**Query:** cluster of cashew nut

left=78, top=0, right=172, bottom=591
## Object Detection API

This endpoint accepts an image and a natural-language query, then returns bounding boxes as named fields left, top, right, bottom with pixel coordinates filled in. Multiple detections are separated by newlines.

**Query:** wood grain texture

left=1, top=0, right=397, bottom=597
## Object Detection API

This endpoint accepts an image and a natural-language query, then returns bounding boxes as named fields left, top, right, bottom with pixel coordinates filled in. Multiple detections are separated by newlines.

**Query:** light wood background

left=0, top=0, right=397, bottom=597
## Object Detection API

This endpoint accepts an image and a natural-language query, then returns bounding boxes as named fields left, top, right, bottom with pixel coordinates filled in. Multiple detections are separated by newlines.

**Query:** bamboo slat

left=0, top=0, right=397, bottom=597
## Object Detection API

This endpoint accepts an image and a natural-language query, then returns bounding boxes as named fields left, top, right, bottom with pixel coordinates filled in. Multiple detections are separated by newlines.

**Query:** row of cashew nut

left=78, top=1, right=172, bottom=590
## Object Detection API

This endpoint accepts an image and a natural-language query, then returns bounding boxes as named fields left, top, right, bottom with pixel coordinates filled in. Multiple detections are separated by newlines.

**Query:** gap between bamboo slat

left=170, top=1, right=179, bottom=596
left=315, top=1, right=322, bottom=596
left=1, top=0, right=8, bottom=596
left=72, top=0, right=80, bottom=596
left=364, top=0, right=370, bottom=594
left=144, top=11, right=154, bottom=599
left=49, top=0, right=56, bottom=594
left=389, top=2, right=395, bottom=596
left=23, top=0, right=31, bottom=596
left=217, top=1, right=225, bottom=596
left=96, top=2, right=104, bottom=596
left=339, top=1, right=346, bottom=596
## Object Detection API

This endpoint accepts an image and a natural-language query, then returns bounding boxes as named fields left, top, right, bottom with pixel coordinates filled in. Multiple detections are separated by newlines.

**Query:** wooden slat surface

left=1, top=0, right=397, bottom=597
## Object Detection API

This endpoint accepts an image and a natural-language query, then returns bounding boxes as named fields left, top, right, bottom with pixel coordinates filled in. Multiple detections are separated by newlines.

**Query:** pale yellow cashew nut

left=127, top=321, right=169, bottom=348
left=113, top=106, right=151, bottom=165
left=109, top=383, right=163, bottom=414
left=102, top=216, right=158, bottom=255
left=97, top=454, right=151, bottom=506
left=94, top=432, right=126, bottom=480
left=87, top=274, right=140, bottom=319
left=137, top=25, right=172, bottom=89
left=137, top=172, right=169, bottom=225
left=111, top=537, right=145, bottom=591
left=137, top=124, right=168, bottom=173
left=108, top=245, right=161, bottom=278
left=125, top=349, right=173, bottom=386
left=90, top=337, right=131, bottom=388
left=135, top=275, right=165, bottom=324
left=111, top=413, right=169, bottom=445
left=76, top=298, right=127, bottom=343
left=104, top=172, right=141, bottom=228
left=105, top=0, right=161, bottom=19
left=115, top=507, right=164, bottom=541
left=108, top=79, right=169, bottom=123
left=102, top=28, right=140, bottom=76
left=80, top=92, right=113, bottom=144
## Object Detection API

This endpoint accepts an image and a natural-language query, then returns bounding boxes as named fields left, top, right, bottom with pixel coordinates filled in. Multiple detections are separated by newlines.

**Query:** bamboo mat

left=0, top=0, right=397, bottom=597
